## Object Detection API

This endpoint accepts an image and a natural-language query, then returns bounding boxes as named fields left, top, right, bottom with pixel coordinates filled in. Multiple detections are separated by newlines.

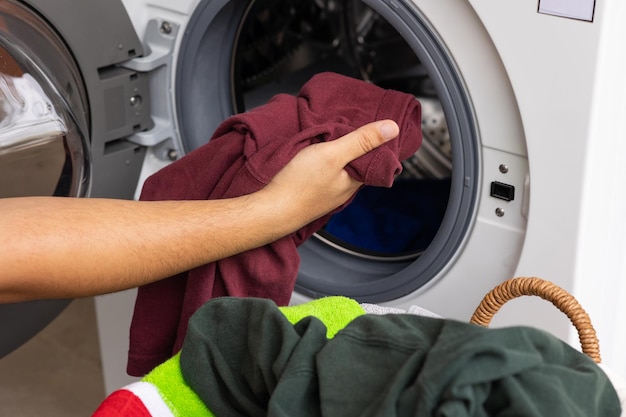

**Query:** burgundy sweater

left=127, top=72, right=422, bottom=376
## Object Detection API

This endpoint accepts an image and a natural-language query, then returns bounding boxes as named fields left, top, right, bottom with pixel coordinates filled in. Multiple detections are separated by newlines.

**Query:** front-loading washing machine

left=2, top=0, right=626, bottom=393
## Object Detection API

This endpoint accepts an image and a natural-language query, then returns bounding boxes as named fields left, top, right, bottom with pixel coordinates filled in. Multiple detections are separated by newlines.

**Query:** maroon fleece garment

left=127, top=72, right=422, bottom=376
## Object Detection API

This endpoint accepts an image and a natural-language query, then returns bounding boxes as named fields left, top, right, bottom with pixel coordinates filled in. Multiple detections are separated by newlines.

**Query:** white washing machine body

left=96, top=0, right=625, bottom=389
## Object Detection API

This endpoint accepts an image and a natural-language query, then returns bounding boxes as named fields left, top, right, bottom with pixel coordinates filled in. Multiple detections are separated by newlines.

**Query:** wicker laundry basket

left=469, top=276, right=601, bottom=363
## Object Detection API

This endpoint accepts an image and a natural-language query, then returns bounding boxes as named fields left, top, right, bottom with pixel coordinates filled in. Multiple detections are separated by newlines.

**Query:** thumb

left=333, top=120, right=400, bottom=165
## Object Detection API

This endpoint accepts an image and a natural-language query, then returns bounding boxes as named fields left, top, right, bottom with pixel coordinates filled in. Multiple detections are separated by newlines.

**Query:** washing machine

left=2, top=0, right=626, bottom=393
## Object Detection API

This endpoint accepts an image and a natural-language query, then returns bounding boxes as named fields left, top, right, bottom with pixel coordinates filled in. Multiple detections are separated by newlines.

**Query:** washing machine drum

left=0, top=0, right=149, bottom=358
left=176, top=0, right=478, bottom=303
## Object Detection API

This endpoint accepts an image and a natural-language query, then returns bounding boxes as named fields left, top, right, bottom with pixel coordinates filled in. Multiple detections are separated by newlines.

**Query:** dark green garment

left=180, top=298, right=621, bottom=417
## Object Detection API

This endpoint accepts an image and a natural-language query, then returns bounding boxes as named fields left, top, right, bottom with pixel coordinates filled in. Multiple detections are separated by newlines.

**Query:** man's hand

left=261, top=120, right=400, bottom=227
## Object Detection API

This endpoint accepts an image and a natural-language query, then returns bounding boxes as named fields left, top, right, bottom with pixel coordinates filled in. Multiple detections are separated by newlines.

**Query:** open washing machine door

left=0, top=0, right=152, bottom=358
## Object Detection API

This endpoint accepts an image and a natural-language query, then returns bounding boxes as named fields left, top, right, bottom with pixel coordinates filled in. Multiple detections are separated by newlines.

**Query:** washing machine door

left=0, top=0, right=151, bottom=358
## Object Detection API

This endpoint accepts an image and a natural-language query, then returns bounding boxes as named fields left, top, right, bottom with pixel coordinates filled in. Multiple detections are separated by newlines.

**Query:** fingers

left=331, top=120, right=399, bottom=166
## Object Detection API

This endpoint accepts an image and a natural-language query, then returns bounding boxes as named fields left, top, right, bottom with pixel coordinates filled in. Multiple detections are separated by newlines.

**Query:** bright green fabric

left=143, top=352, right=213, bottom=417
left=278, top=296, right=365, bottom=338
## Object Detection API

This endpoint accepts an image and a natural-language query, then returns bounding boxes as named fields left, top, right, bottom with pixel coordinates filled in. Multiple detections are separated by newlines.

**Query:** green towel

left=181, top=298, right=622, bottom=417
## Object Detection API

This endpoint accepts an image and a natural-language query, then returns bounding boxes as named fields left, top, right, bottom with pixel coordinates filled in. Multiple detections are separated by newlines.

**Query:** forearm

left=0, top=194, right=304, bottom=302
left=0, top=120, right=399, bottom=302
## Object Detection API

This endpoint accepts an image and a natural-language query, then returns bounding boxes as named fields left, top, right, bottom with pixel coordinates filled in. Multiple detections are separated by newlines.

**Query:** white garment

left=360, top=303, right=440, bottom=318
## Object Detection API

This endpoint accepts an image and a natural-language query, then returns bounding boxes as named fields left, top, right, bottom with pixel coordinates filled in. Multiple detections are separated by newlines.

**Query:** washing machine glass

left=0, top=1, right=90, bottom=199
left=0, top=0, right=90, bottom=358
left=176, top=0, right=479, bottom=302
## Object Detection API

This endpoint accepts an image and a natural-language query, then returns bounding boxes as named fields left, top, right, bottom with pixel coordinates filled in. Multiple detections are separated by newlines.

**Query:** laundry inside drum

left=232, top=0, right=452, bottom=260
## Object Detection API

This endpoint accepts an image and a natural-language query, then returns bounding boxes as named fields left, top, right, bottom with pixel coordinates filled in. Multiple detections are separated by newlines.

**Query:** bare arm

left=0, top=120, right=399, bottom=302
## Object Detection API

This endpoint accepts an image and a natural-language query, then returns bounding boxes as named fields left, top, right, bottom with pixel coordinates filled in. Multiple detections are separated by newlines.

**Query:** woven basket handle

left=469, top=277, right=601, bottom=363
